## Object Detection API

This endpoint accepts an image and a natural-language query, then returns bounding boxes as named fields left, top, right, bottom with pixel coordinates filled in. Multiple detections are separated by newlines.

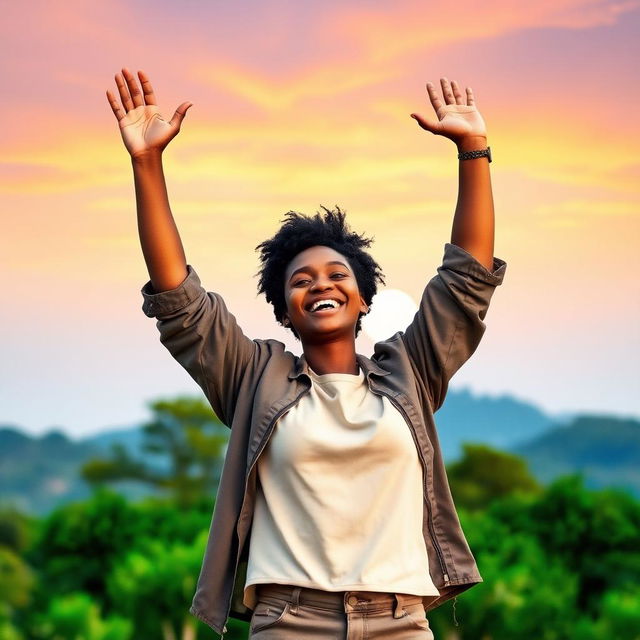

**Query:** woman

left=107, top=68, right=506, bottom=639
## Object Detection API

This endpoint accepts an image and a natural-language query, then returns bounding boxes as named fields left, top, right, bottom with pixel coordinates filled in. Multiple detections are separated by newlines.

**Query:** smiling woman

left=112, top=68, right=508, bottom=638
left=254, top=208, right=385, bottom=372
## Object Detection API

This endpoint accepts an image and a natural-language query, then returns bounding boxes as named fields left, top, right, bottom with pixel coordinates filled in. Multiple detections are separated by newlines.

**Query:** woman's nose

left=310, top=277, right=333, bottom=292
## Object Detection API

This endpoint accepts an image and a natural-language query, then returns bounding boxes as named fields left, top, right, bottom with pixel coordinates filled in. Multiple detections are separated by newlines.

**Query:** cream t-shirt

left=243, top=365, right=441, bottom=609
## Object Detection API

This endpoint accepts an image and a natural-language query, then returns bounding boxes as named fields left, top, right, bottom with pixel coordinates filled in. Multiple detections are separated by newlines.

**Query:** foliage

left=432, top=474, right=640, bottom=639
left=32, top=592, right=132, bottom=640
left=106, top=532, right=207, bottom=640
left=0, top=618, right=24, bottom=640
left=530, top=475, right=640, bottom=612
left=447, top=442, right=542, bottom=510
left=81, top=396, right=229, bottom=509
left=0, top=546, right=35, bottom=609
left=133, top=494, right=214, bottom=547
left=3, top=410, right=639, bottom=639
left=434, top=527, right=579, bottom=639
left=26, top=488, right=139, bottom=603
left=0, top=506, right=35, bottom=553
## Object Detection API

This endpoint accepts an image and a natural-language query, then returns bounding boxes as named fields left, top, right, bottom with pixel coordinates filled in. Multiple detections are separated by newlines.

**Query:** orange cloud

left=191, top=61, right=396, bottom=111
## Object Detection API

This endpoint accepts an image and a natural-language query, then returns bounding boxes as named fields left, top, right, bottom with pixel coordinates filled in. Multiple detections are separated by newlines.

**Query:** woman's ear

left=282, top=315, right=291, bottom=327
left=360, top=297, right=369, bottom=315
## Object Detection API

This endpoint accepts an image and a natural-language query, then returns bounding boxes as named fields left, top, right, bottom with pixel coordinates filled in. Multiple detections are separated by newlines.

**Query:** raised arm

left=107, top=68, right=257, bottom=426
left=411, top=77, right=494, bottom=270
left=106, top=67, right=193, bottom=292
left=405, top=78, right=506, bottom=411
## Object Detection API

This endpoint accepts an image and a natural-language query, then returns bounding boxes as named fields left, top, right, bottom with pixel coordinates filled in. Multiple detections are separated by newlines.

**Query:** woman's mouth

left=307, top=299, right=344, bottom=314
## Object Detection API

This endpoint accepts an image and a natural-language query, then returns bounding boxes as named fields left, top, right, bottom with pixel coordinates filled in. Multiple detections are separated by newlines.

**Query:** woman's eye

left=293, top=273, right=346, bottom=286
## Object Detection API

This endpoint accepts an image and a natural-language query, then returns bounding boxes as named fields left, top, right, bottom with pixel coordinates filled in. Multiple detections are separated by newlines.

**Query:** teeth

left=310, top=299, right=340, bottom=312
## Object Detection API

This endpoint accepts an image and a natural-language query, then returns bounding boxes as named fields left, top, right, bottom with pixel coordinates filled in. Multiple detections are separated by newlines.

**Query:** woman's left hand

left=410, top=77, right=487, bottom=145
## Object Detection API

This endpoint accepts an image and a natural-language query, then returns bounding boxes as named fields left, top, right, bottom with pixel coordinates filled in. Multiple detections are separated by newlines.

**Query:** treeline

left=1, top=399, right=638, bottom=639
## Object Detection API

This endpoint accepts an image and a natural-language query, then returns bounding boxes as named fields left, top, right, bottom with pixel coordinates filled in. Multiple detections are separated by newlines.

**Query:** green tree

left=81, top=396, right=228, bottom=509
left=27, top=489, right=138, bottom=602
left=595, top=585, right=640, bottom=640
left=133, top=494, right=214, bottom=547
left=567, top=584, right=640, bottom=640
left=107, top=532, right=207, bottom=640
left=425, top=505, right=579, bottom=639
left=0, top=545, right=35, bottom=606
left=0, top=546, right=35, bottom=640
left=527, top=474, right=640, bottom=614
left=448, top=476, right=640, bottom=638
left=0, top=506, right=34, bottom=554
left=447, top=443, right=541, bottom=510
left=0, top=618, right=23, bottom=640
left=32, top=592, right=132, bottom=640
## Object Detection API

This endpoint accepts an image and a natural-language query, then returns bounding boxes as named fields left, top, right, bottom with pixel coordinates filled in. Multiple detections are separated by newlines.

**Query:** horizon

left=4, top=386, right=639, bottom=442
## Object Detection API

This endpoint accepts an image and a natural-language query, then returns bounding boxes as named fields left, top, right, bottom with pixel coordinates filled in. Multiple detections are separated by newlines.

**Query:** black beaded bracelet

left=458, top=146, right=492, bottom=163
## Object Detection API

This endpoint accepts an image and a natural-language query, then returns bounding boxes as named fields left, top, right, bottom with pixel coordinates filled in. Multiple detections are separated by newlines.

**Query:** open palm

left=411, top=77, right=487, bottom=143
left=106, top=68, right=192, bottom=158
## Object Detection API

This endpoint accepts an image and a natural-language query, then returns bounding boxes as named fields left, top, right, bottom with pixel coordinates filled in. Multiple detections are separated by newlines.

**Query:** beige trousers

left=248, top=583, right=435, bottom=639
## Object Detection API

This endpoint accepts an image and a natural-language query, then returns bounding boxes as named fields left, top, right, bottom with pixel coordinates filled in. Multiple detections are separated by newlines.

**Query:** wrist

left=131, top=148, right=164, bottom=165
left=456, top=136, right=488, bottom=152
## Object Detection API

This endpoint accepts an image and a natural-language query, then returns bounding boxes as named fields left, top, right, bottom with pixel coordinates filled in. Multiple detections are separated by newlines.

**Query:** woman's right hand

left=106, top=67, right=193, bottom=159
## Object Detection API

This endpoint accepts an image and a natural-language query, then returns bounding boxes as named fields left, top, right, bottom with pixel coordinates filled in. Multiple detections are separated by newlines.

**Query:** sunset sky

left=1, top=0, right=639, bottom=438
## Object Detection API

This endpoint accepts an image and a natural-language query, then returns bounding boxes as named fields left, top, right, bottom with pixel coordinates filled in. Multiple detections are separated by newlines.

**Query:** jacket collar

left=288, top=351, right=390, bottom=380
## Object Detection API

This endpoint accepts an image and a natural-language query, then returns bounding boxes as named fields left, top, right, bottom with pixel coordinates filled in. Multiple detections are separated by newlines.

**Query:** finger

left=426, top=82, right=444, bottom=115
left=466, top=86, right=475, bottom=107
left=122, top=67, right=144, bottom=108
left=115, top=72, right=134, bottom=113
left=106, top=89, right=126, bottom=121
left=169, top=102, right=193, bottom=128
left=410, top=113, right=439, bottom=134
left=440, top=77, right=456, bottom=105
left=137, top=70, right=157, bottom=106
left=450, top=79, right=465, bottom=105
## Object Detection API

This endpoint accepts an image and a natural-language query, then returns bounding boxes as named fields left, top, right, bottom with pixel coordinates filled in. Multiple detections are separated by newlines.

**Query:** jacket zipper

left=222, top=383, right=312, bottom=633
left=368, top=385, right=451, bottom=587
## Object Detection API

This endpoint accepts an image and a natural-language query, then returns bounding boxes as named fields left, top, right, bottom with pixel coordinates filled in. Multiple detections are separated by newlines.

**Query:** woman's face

left=282, top=245, right=368, bottom=342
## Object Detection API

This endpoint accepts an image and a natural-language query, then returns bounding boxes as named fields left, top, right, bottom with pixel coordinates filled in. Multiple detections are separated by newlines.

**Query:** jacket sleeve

left=402, top=242, right=507, bottom=413
left=140, top=265, right=257, bottom=427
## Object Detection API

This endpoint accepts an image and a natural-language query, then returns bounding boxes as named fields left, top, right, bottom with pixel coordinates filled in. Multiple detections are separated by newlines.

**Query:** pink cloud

left=321, top=0, right=640, bottom=61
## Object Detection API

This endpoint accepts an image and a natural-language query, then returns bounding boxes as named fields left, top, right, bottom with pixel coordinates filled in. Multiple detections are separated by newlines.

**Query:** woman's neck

left=302, top=341, right=359, bottom=375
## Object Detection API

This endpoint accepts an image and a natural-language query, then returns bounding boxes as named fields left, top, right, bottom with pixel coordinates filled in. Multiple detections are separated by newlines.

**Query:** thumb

left=169, top=102, right=193, bottom=128
left=410, top=113, right=439, bottom=134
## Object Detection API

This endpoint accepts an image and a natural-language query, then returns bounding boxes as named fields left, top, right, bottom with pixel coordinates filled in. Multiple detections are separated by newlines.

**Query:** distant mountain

left=79, top=424, right=144, bottom=453
left=1, top=391, right=638, bottom=515
left=0, top=424, right=162, bottom=516
left=435, top=387, right=560, bottom=460
left=0, top=425, right=100, bottom=514
left=509, top=414, right=640, bottom=498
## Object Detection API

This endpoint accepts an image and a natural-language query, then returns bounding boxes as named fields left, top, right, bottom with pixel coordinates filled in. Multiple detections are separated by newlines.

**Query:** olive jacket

left=140, top=241, right=507, bottom=636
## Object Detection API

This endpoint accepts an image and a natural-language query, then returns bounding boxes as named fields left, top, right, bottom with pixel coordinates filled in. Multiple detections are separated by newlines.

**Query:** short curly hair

left=255, top=205, right=386, bottom=340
